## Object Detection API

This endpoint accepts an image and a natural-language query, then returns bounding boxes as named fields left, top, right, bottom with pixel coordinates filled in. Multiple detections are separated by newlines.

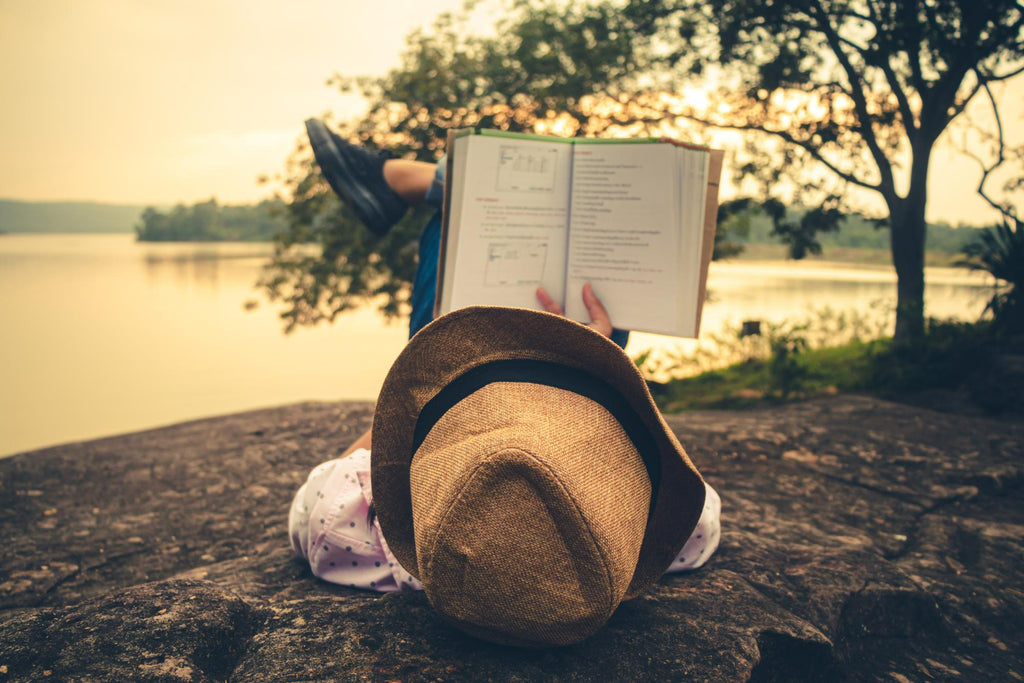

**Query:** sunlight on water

left=0, top=235, right=409, bottom=457
left=0, top=235, right=993, bottom=457
left=627, top=259, right=992, bottom=360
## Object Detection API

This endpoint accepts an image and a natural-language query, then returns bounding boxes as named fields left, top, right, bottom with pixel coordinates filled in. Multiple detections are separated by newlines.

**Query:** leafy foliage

left=636, top=301, right=893, bottom=383
left=260, top=0, right=1023, bottom=338
left=651, top=319, right=1019, bottom=419
left=721, top=206, right=980, bottom=255
left=336, top=1, right=667, bottom=157
left=958, top=217, right=1024, bottom=333
left=760, top=197, right=844, bottom=259
left=867, top=318, right=1023, bottom=415
left=711, top=199, right=754, bottom=259
left=644, top=325, right=884, bottom=412
left=767, top=329, right=811, bottom=399
left=258, top=1, right=715, bottom=330
left=256, top=163, right=429, bottom=332
left=714, top=197, right=846, bottom=259
left=621, top=0, right=1024, bottom=341
left=135, top=199, right=287, bottom=242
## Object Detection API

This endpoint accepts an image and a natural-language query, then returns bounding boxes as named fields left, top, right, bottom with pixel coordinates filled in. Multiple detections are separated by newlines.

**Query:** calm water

left=0, top=234, right=992, bottom=457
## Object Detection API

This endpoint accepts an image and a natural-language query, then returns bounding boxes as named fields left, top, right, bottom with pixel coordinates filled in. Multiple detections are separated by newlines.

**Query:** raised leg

left=305, top=118, right=412, bottom=236
left=382, top=160, right=437, bottom=206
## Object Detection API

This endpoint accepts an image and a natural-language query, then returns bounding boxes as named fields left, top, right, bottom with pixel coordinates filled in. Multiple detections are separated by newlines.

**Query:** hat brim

left=371, top=306, right=706, bottom=598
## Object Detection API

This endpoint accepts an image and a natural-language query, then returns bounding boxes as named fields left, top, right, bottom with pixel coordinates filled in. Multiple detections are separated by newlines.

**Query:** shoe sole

left=305, top=119, right=396, bottom=236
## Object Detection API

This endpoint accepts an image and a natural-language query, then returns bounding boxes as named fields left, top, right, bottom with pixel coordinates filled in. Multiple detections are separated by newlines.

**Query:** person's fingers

left=582, top=283, right=610, bottom=324
left=582, top=283, right=613, bottom=338
left=536, top=287, right=564, bottom=315
left=537, top=285, right=614, bottom=339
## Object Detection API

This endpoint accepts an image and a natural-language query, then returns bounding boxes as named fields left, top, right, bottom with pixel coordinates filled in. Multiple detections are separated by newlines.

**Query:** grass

left=659, top=223, right=1022, bottom=413
left=648, top=339, right=877, bottom=412
left=646, top=319, right=1023, bottom=417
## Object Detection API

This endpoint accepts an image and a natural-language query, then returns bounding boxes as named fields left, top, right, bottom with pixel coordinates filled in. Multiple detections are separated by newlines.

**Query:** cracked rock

left=1, top=397, right=1022, bottom=680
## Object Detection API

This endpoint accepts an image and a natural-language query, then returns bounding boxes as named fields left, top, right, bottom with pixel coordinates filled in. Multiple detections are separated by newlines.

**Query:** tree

left=259, top=2, right=697, bottom=330
left=620, top=0, right=1024, bottom=342
left=136, top=198, right=287, bottom=242
left=270, top=0, right=1023, bottom=337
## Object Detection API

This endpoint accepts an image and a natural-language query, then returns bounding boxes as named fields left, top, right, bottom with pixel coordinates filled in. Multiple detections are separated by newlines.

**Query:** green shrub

left=635, top=301, right=892, bottom=383
left=867, top=319, right=992, bottom=393
left=867, top=318, right=1022, bottom=414
left=645, top=313, right=1021, bottom=415
left=958, top=217, right=1024, bottom=334
left=767, top=329, right=809, bottom=399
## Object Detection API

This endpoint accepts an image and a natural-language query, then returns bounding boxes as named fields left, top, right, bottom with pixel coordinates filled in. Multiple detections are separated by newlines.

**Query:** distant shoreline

left=1, top=231, right=967, bottom=269
left=0, top=199, right=146, bottom=234
left=728, top=242, right=963, bottom=268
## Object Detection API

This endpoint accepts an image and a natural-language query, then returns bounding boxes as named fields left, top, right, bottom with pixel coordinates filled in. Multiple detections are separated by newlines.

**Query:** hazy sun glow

left=0, top=1, right=1020, bottom=224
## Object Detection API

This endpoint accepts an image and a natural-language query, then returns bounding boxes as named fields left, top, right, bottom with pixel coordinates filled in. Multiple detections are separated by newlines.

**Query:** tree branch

left=684, top=114, right=882, bottom=192
left=877, top=53, right=918, bottom=135
left=947, top=76, right=986, bottom=123
left=868, top=0, right=927, bottom=93
left=836, top=34, right=869, bottom=55
left=833, top=6, right=873, bottom=24
left=810, top=0, right=897, bottom=200
left=973, top=81, right=1020, bottom=221
left=980, top=62, right=1024, bottom=82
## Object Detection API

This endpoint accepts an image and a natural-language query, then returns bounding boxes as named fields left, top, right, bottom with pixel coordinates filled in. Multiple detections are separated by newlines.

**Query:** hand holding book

left=536, top=283, right=613, bottom=339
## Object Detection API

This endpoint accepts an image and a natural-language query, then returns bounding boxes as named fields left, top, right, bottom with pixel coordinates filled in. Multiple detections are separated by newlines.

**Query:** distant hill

left=0, top=199, right=152, bottom=234
left=727, top=204, right=984, bottom=254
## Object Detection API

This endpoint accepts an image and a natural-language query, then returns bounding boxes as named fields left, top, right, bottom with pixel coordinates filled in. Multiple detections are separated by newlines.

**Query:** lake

left=0, top=234, right=993, bottom=457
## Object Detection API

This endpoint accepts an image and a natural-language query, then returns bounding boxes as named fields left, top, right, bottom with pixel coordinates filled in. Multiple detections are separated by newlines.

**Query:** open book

left=436, top=129, right=724, bottom=338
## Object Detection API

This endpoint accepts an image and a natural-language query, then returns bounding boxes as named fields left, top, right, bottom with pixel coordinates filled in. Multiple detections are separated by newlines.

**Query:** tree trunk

left=889, top=163, right=929, bottom=345
left=890, top=214, right=926, bottom=343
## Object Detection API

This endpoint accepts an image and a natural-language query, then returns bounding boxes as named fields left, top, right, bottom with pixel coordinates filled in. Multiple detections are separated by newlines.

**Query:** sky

left=0, top=0, right=1021, bottom=224
left=0, top=0, right=471, bottom=207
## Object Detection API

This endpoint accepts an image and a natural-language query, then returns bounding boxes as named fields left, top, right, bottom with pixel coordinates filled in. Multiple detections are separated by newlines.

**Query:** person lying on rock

left=287, top=121, right=721, bottom=646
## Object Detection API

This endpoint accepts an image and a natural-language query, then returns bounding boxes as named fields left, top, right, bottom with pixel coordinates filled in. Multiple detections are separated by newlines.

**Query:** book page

left=443, top=135, right=573, bottom=312
left=564, top=143, right=684, bottom=334
left=673, top=147, right=710, bottom=338
left=694, top=150, right=725, bottom=331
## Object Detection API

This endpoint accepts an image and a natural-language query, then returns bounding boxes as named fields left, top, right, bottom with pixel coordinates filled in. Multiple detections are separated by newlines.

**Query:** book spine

left=434, top=130, right=467, bottom=318
left=562, top=141, right=576, bottom=309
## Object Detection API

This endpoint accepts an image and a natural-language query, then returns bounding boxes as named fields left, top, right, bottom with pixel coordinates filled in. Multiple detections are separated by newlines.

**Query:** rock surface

left=0, top=396, right=1021, bottom=681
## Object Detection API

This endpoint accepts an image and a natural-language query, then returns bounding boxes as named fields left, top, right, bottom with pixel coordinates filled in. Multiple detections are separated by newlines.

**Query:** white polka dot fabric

left=289, top=449, right=421, bottom=591
left=665, top=482, right=721, bottom=573
left=289, top=450, right=720, bottom=592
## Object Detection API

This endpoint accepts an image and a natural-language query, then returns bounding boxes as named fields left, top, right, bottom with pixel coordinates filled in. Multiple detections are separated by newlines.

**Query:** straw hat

left=371, top=306, right=706, bottom=646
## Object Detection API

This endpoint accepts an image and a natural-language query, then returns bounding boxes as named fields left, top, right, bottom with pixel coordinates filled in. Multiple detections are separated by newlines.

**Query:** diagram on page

left=496, top=144, right=558, bottom=193
left=484, top=242, right=548, bottom=286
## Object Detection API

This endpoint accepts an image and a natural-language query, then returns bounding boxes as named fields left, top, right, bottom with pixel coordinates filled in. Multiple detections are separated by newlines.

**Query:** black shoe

left=304, top=118, right=408, bottom=236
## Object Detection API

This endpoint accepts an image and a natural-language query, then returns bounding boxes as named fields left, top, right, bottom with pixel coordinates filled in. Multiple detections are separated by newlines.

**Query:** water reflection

left=0, top=234, right=997, bottom=459
left=0, top=234, right=408, bottom=458
left=140, top=244, right=275, bottom=291
left=698, top=260, right=988, bottom=333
